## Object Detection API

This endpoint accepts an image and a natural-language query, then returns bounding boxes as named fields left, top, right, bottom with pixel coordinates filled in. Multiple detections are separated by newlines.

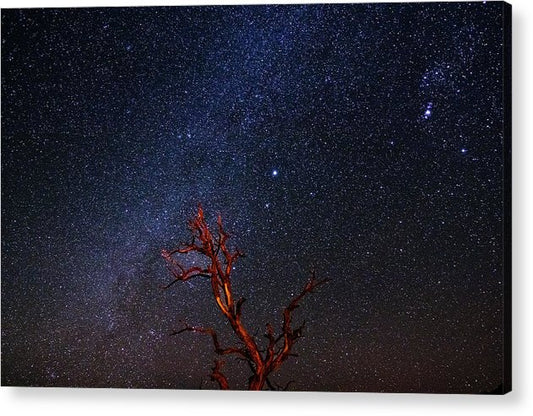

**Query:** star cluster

left=1, top=2, right=507, bottom=392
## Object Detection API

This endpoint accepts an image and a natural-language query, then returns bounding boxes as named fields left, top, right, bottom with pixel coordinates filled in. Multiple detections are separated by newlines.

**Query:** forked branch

left=162, top=204, right=328, bottom=390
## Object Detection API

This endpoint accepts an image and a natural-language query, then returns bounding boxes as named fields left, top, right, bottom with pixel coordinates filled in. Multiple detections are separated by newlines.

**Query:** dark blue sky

left=1, top=2, right=508, bottom=392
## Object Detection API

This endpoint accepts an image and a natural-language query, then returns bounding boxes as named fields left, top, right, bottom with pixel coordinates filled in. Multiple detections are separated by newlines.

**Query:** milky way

left=1, top=2, right=510, bottom=392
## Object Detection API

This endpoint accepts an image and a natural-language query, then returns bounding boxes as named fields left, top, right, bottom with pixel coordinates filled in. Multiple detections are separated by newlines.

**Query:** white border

left=1, top=1, right=532, bottom=415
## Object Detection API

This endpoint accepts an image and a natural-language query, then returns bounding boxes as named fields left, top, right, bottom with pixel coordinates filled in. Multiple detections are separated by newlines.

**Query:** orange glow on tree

left=161, top=204, right=329, bottom=390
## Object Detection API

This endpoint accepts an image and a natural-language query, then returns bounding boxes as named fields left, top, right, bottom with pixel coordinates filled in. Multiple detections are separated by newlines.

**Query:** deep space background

left=1, top=2, right=509, bottom=392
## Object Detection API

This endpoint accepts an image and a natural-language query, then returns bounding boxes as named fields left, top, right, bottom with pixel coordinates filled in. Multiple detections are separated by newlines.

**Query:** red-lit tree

left=161, top=205, right=328, bottom=390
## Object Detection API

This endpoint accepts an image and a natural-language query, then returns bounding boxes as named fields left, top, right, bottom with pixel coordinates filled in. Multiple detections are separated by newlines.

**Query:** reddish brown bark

left=162, top=204, right=329, bottom=390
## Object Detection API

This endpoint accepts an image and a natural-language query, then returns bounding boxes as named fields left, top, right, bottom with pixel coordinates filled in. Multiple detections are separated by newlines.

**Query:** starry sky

left=1, top=2, right=509, bottom=393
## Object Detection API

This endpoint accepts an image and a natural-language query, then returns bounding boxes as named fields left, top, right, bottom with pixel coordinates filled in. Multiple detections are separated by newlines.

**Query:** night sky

left=1, top=2, right=508, bottom=393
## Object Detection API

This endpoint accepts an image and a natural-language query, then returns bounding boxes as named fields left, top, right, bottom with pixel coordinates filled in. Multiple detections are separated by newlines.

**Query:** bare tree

left=161, top=204, right=329, bottom=390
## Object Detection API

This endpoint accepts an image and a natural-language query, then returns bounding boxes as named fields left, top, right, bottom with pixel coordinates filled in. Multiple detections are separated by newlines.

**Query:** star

left=423, top=102, right=433, bottom=119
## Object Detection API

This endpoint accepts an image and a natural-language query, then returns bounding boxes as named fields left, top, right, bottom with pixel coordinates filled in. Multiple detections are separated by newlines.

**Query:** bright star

left=423, top=102, right=433, bottom=119
left=272, top=170, right=278, bottom=177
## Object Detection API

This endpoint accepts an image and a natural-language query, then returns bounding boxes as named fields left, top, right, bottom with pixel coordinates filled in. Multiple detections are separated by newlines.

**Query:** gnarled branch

left=171, top=322, right=249, bottom=360
left=210, top=360, right=229, bottom=390
left=162, top=204, right=329, bottom=390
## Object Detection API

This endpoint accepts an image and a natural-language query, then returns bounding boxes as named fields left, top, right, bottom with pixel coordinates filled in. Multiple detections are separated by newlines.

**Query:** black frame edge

left=502, top=0, right=512, bottom=395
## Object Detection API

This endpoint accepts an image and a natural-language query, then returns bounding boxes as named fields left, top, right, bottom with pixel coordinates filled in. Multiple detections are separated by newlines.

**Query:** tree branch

left=271, top=272, right=330, bottom=371
left=171, top=322, right=249, bottom=359
left=211, top=360, right=229, bottom=390
left=162, top=205, right=329, bottom=390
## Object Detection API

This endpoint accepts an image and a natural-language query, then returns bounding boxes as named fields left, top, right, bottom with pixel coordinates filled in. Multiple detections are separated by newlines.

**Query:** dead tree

left=161, top=204, right=329, bottom=390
